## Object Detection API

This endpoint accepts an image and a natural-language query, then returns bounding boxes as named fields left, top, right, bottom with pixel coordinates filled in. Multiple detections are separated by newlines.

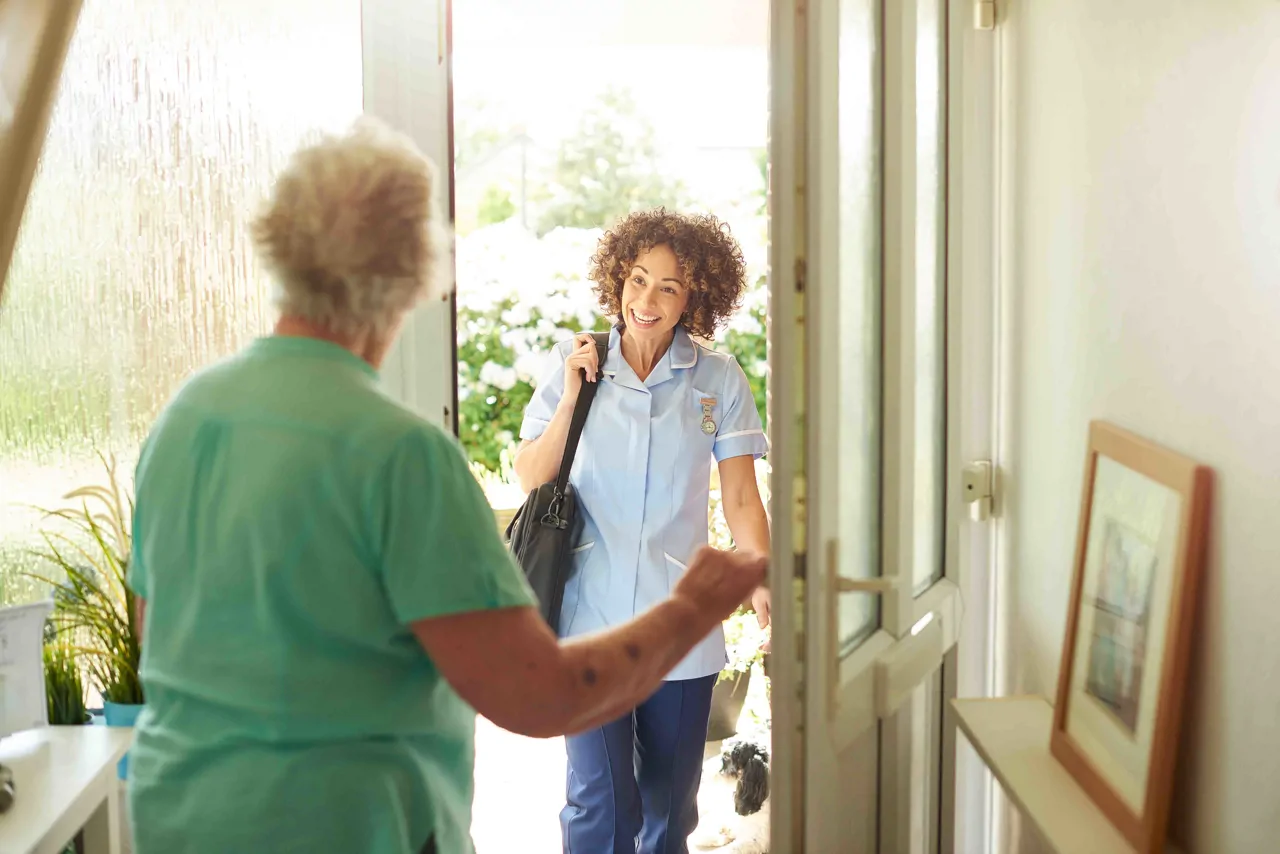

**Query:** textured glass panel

left=912, top=0, right=947, bottom=595
left=0, top=0, right=362, bottom=605
left=836, top=0, right=883, bottom=651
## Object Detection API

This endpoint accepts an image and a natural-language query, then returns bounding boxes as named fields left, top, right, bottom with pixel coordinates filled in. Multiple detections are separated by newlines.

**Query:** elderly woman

left=125, top=120, right=765, bottom=854
left=514, top=210, right=772, bottom=854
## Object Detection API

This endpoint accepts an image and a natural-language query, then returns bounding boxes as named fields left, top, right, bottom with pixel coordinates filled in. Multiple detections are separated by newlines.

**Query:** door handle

left=835, top=575, right=898, bottom=595
left=826, top=539, right=900, bottom=716
left=828, top=539, right=899, bottom=597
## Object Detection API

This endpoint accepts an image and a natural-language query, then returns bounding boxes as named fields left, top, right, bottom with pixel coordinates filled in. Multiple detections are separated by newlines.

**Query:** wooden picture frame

left=1051, top=421, right=1212, bottom=853
left=0, top=0, right=82, bottom=307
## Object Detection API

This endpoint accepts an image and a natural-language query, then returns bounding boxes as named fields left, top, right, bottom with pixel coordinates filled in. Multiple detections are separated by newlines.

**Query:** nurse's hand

left=672, top=546, right=768, bottom=623
left=561, top=334, right=601, bottom=402
left=749, top=586, right=771, bottom=630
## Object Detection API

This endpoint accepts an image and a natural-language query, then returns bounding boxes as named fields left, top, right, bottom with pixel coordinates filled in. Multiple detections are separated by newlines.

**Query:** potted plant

left=43, top=621, right=89, bottom=726
left=27, top=454, right=143, bottom=778
left=707, top=607, right=768, bottom=742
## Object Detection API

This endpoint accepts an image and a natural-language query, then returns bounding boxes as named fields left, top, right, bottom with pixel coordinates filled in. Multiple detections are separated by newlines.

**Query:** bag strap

left=552, top=332, right=610, bottom=500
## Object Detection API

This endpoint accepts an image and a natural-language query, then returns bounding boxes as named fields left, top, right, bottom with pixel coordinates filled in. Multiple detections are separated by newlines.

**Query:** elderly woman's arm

left=412, top=547, right=764, bottom=738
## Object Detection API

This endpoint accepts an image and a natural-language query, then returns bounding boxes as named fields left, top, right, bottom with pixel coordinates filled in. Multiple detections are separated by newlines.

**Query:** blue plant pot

left=103, top=701, right=144, bottom=780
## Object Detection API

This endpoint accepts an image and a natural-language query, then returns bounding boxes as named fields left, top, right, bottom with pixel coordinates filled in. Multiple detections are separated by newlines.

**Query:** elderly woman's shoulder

left=358, top=405, right=473, bottom=474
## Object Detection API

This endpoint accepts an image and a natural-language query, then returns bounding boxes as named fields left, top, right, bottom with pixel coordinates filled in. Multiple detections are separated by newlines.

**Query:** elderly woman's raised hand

left=671, top=547, right=768, bottom=624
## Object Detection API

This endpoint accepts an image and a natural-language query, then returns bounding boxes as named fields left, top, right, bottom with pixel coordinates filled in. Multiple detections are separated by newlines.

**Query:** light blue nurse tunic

left=520, top=325, right=768, bottom=680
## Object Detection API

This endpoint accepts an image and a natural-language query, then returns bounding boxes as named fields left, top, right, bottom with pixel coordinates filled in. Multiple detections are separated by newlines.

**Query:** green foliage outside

left=457, top=294, right=614, bottom=477
left=476, top=185, right=517, bottom=228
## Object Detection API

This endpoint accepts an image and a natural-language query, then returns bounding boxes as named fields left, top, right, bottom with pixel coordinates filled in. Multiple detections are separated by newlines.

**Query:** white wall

left=1000, top=1, right=1280, bottom=852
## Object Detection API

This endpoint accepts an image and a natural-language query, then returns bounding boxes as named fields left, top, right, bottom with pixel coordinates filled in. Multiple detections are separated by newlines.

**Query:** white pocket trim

left=571, top=541, right=595, bottom=555
left=663, top=553, right=689, bottom=571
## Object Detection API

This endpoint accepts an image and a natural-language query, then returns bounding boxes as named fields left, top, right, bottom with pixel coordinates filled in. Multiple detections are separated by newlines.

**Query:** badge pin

left=700, top=397, right=717, bottom=435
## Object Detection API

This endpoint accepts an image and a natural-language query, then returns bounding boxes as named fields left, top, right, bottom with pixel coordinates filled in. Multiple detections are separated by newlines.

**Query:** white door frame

left=764, top=0, right=805, bottom=847
left=942, top=1, right=1002, bottom=852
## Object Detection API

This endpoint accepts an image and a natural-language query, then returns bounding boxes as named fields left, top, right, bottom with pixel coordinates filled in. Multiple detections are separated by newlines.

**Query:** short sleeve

left=519, top=341, right=572, bottom=442
left=714, top=358, right=769, bottom=463
left=379, top=427, right=535, bottom=624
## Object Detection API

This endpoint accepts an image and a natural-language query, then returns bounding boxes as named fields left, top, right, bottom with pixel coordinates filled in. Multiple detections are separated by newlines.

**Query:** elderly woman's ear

left=251, top=117, right=453, bottom=340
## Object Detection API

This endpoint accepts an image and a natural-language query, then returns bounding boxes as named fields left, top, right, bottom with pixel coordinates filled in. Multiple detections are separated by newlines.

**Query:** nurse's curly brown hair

left=588, top=209, right=747, bottom=340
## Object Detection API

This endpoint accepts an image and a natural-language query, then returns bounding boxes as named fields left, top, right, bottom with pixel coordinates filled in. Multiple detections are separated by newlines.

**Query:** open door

left=769, top=0, right=996, bottom=850
left=361, top=0, right=457, bottom=431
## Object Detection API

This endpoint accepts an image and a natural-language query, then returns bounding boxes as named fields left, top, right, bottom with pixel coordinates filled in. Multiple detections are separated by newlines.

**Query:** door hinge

left=961, top=460, right=995, bottom=521
left=974, top=0, right=996, bottom=30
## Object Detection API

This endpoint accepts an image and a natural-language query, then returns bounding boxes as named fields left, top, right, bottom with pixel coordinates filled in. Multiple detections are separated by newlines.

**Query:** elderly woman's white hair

left=252, top=117, right=450, bottom=337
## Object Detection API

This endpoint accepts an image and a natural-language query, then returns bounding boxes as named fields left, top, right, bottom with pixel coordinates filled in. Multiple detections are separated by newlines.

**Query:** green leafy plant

left=457, top=292, right=614, bottom=473
left=476, top=184, right=518, bottom=228
left=25, top=454, right=143, bottom=706
left=44, top=627, right=89, bottom=725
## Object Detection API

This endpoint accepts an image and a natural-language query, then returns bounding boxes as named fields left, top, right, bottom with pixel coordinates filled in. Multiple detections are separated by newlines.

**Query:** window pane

left=0, top=0, right=363, bottom=605
left=912, top=0, right=947, bottom=595
left=836, top=0, right=883, bottom=651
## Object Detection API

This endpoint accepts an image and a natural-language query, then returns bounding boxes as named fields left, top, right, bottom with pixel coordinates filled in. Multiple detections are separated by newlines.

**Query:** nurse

left=515, top=209, right=772, bottom=854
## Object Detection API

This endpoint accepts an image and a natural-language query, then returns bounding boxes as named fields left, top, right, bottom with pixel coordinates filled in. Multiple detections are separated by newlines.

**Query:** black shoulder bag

left=506, top=333, right=609, bottom=628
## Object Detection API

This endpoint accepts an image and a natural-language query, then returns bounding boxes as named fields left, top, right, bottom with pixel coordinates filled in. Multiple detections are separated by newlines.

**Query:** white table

left=0, top=726, right=132, bottom=854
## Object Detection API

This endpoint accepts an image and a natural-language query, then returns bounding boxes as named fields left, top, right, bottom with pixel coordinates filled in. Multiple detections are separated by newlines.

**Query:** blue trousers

left=560, top=675, right=717, bottom=854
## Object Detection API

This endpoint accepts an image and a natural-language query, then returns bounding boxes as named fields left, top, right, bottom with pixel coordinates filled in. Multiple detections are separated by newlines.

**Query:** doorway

left=450, top=1, right=772, bottom=851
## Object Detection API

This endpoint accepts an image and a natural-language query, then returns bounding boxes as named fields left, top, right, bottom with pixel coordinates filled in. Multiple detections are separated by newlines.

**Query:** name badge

left=700, top=397, right=717, bottom=435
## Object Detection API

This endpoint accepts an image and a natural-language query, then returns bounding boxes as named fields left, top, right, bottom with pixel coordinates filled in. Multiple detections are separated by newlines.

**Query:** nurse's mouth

left=630, top=309, right=661, bottom=329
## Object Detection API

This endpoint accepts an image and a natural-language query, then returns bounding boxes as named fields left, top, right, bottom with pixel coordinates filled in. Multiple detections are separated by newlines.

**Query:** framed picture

left=1051, top=421, right=1212, bottom=854
left=0, top=0, right=82, bottom=306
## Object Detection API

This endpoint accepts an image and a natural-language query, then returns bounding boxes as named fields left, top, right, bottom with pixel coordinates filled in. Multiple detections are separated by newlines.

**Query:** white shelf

left=950, top=696, right=1182, bottom=854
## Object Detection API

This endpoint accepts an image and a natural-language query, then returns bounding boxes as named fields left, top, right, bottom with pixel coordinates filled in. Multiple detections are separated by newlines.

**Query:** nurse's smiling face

left=621, top=243, right=689, bottom=343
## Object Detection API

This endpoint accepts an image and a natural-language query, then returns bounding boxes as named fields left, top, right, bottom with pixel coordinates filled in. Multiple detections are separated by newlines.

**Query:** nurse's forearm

left=553, top=596, right=717, bottom=735
left=719, top=454, right=771, bottom=558
left=724, top=502, right=770, bottom=558
left=513, top=399, right=576, bottom=492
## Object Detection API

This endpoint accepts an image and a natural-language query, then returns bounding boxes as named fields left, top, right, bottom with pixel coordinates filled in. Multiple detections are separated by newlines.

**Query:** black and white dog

left=720, top=738, right=770, bottom=816
left=691, top=736, right=771, bottom=852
